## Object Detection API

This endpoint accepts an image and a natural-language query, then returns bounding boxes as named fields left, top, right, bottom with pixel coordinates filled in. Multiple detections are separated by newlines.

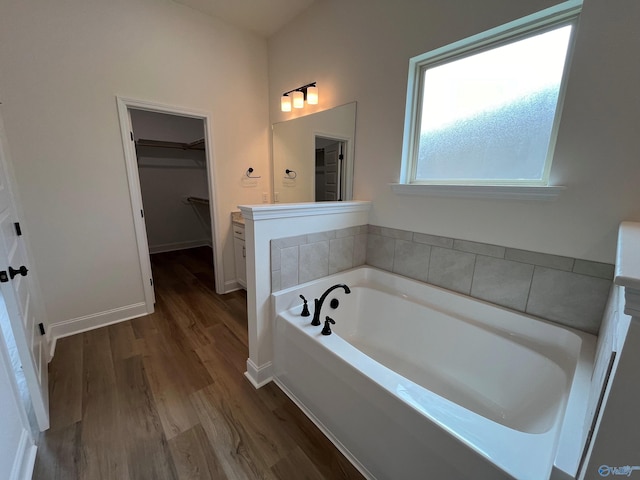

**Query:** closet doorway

left=117, top=98, right=222, bottom=313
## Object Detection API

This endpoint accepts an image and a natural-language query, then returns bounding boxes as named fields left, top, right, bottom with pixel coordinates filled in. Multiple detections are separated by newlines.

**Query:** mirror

left=272, top=102, right=356, bottom=203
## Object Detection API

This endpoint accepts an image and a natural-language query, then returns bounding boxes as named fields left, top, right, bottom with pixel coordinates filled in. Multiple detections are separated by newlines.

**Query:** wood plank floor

left=34, top=246, right=364, bottom=480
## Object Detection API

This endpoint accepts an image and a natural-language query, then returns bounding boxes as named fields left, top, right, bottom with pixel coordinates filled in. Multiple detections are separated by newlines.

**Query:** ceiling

left=173, top=0, right=317, bottom=37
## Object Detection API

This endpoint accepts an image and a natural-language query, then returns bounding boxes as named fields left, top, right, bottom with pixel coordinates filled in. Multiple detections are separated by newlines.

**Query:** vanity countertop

left=231, top=211, right=245, bottom=226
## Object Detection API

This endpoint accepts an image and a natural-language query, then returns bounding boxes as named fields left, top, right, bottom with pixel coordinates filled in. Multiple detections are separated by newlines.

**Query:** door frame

left=116, top=97, right=224, bottom=310
left=313, top=132, right=353, bottom=201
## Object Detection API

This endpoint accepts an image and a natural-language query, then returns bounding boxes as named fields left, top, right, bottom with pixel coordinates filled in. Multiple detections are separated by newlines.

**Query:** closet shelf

left=136, top=138, right=205, bottom=151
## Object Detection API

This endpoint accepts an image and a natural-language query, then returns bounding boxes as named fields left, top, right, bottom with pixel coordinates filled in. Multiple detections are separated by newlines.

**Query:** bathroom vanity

left=232, top=212, right=246, bottom=289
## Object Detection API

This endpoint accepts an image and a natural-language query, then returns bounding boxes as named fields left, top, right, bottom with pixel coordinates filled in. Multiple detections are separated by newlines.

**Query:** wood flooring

left=33, top=246, right=364, bottom=480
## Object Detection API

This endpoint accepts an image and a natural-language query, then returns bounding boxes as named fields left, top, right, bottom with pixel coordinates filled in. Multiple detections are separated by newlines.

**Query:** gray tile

left=393, top=240, right=430, bottom=282
left=573, top=259, right=615, bottom=280
left=307, top=230, right=336, bottom=244
left=366, top=234, right=395, bottom=271
left=354, top=233, right=368, bottom=266
left=271, top=270, right=281, bottom=293
left=329, top=237, right=354, bottom=274
left=357, top=225, right=369, bottom=235
left=427, top=247, right=476, bottom=295
left=413, top=232, right=454, bottom=248
left=505, top=248, right=574, bottom=271
left=270, top=242, right=281, bottom=272
left=368, top=225, right=383, bottom=235
left=273, top=235, right=307, bottom=249
left=335, top=226, right=359, bottom=238
left=380, top=227, right=413, bottom=241
left=526, top=267, right=612, bottom=334
left=280, top=246, right=299, bottom=289
left=299, top=241, right=329, bottom=283
left=470, top=256, right=534, bottom=311
left=454, top=239, right=505, bottom=259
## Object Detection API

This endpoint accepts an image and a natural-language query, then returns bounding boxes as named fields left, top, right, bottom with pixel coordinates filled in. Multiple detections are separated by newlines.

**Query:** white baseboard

left=48, top=337, right=56, bottom=363
left=148, top=239, right=211, bottom=254
left=10, top=430, right=36, bottom=480
left=48, top=302, right=149, bottom=356
left=244, top=358, right=273, bottom=388
left=273, top=377, right=375, bottom=480
left=224, top=279, right=245, bottom=294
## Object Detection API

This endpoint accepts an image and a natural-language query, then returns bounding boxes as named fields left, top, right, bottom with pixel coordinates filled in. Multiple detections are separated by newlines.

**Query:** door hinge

left=140, top=209, right=144, bottom=218
left=150, top=278, right=153, bottom=286
left=38, top=322, right=46, bottom=335
left=339, top=154, right=344, bottom=160
left=14, top=222, right=22, bottom=236
left=130, top=131, right=134, bottom=141
left=0, top=271, right=7, bottom=283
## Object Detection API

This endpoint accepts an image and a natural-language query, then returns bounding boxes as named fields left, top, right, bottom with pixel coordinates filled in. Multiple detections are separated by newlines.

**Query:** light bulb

left=292, top=90, right=304, bottom=109
left=281, top=95, right=292, bottom=112
left=307, top=85, right=318, bottom=105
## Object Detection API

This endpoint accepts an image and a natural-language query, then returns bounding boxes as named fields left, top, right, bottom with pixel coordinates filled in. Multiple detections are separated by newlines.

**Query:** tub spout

left=311, top=283, right=351, bottom=326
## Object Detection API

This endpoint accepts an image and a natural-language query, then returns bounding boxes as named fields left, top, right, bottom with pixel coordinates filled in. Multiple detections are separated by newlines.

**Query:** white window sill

left=390, top=183, right=565, bottom=201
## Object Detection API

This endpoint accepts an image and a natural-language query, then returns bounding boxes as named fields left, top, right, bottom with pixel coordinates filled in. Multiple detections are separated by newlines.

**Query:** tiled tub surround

left=271, top=225, right=614, bottom=334
left=270, top=225, right=368, bottom=292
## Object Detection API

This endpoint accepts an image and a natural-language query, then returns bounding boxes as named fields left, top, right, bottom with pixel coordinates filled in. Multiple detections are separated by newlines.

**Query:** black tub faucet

left=312, top=283, right=351, bottom=326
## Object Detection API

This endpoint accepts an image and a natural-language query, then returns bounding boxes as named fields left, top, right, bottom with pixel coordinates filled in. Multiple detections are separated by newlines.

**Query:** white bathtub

left=272, top=267, right=596, bottom=480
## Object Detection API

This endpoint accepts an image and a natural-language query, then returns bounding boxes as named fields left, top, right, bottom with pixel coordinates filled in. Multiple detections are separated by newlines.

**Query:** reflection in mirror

left=272, top=102, right=356, bottom=203
left=315, top=137, right=344, bottom=201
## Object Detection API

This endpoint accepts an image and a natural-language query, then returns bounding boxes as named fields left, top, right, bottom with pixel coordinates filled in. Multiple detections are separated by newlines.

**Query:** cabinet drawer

left=232, top=225, right=245, bottom=240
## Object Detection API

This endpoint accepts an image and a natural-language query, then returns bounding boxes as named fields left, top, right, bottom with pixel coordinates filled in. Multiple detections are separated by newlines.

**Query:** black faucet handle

left=321, top=316, right=336, bottom=335
left=299, top=295, right=310, bottom=317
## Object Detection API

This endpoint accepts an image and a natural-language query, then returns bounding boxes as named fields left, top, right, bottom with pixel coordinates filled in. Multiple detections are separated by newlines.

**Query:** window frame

left=399, top=1, right=582, bottom=188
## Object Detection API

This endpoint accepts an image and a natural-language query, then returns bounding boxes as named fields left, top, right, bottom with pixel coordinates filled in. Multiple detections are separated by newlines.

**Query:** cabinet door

left=233, top=237, right=246, bottom=289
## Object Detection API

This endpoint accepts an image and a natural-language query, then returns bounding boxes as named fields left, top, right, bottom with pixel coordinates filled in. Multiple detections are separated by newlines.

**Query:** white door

left=0, top=120, right=49, bottom=431
left=126, top=107, right=156, bottom=306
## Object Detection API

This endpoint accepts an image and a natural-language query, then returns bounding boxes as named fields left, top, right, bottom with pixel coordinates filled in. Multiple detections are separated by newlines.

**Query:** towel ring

left=246, top=167, right=261, bottom=178
left=285, top=169, right=297, bottom=179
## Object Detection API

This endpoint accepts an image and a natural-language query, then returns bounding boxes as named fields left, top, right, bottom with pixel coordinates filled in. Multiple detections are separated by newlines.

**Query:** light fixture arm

left=282, top=82, right=317, bottom=101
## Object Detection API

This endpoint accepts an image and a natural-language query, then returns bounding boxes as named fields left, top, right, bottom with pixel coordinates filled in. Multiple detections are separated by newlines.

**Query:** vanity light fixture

left=280, top=82, right=318, bottom=112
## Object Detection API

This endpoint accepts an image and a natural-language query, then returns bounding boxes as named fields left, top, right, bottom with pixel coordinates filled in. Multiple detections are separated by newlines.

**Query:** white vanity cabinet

left=232, top=221, right=246, bottom=289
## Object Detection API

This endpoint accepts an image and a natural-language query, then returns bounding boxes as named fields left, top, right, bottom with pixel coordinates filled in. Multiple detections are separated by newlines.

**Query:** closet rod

left=136, top=138, right=205, bottom=151
left=186, top=196, right=209, bottom=205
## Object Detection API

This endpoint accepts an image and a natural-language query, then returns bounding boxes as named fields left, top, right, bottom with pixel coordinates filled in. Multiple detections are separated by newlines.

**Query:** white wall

left=0, top=0, right=270, bottom=327
left=268, top=0, right=640, bottom=264
left=138, top=165, right=211, bottom=253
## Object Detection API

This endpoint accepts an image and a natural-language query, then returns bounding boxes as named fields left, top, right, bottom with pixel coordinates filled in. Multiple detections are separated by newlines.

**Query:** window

left=400, top=2, right=580, bottom=190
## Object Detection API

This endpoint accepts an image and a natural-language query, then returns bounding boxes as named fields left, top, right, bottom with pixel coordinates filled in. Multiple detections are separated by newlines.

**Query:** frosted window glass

left=416, top=25, right=572, bottom=183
